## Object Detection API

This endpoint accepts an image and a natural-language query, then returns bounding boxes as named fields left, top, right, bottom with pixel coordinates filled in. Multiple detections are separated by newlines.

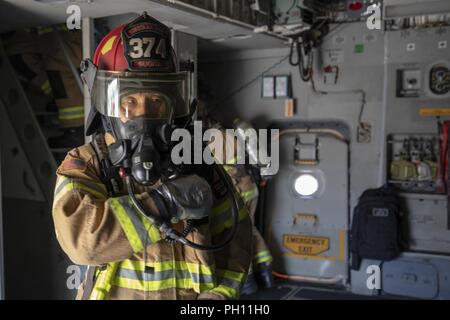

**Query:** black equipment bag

left=350, top=184, right=403, bottom=270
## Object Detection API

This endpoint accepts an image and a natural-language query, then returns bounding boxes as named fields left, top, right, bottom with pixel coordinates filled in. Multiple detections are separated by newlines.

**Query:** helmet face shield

left=92, top=70, right=191, bottom=122
left=118, top=89, right=173, bottom=122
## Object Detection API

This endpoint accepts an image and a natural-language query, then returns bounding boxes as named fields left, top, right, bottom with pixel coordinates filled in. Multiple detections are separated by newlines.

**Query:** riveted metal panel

left=265, top=131, right=349, bottom=283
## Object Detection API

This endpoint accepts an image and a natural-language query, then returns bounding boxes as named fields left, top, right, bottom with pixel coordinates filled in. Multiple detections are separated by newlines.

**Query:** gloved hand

left=150, top=174, right=213, bottom=223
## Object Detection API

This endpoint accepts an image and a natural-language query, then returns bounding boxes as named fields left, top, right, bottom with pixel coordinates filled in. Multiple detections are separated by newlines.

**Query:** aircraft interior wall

left=1, top=0, right=450, bottom=302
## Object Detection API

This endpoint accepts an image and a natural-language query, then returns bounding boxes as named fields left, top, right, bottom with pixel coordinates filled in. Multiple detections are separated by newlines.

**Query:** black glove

left=150, top=174, right=213, bottom=223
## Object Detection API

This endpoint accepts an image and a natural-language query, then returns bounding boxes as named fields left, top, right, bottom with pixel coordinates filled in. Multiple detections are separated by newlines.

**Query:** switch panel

left=397, top=69, right=422, bottom=97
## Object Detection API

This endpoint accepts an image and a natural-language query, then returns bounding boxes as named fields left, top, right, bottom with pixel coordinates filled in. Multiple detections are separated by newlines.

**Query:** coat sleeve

left=52, top=145, right=162, bottom=266
left=223, top=165, right=273, bottom=267
left=197, top=166, right=253, bottom=300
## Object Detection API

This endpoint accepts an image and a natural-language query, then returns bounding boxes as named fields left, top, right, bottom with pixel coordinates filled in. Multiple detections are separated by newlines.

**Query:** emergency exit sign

left=283, top=234, right=330, bottom=256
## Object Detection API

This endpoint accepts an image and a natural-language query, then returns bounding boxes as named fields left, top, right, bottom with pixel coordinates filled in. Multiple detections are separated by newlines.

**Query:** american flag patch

left=60, top=158, right=86, bottom=172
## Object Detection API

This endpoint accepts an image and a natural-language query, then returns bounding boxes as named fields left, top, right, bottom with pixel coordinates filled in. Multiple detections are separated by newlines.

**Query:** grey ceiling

left=0, top=0, right=287, bottom=53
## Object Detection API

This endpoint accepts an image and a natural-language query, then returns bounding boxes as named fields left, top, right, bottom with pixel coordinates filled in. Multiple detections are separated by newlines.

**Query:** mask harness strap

left=91, top=133, right=121, bottom=196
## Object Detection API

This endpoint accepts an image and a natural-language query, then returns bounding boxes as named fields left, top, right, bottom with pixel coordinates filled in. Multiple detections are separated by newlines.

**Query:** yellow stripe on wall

left=419, top=108, right=450, bottom=116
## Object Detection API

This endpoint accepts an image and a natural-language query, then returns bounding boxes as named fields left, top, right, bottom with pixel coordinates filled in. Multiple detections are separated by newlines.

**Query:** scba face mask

left=91, top=70, right=191, bottom=185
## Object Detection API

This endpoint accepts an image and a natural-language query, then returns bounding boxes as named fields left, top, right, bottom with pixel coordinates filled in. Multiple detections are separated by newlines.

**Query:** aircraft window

left=294, top=174, right=319, bottom=197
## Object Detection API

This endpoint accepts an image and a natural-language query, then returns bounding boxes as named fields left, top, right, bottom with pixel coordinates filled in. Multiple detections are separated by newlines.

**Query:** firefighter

left=222, top=161, right=274, bottom=294
left=52, top=13, right=252, bottom=300
left=216, top=124, right=274, bottom=294
left=196, top=94, right=274, bottom=295
left=2, top=26, right=84, bottom=148
left=2, top=29, right=54, bottom=110
left=39, top=26, right=85, bottom=147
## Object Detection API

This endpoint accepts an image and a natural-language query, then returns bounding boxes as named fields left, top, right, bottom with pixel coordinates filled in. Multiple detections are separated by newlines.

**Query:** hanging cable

left=289, top=38, right=300, bottom=66
left=288, top=18, right=329, bottom=83
left=289, top=36, right=313, bottom=82
left=299, top=40, right=314, bottom=81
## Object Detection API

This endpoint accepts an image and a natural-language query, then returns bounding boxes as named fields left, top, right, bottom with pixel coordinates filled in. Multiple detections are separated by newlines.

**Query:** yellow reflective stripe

left=59, top=106, right=84, bottom=120
left=120, top=259, right=152, bottom=272
left=53, top=178, right=107, bottom=205
left=135, top=209, right=161, bottom=245
left=217, top=269, right=246, bottom=282
left=211, top=207, right=248, bottom=235
left=41, top=80, right=50, bottom=90
left=211, top=198, right=231, bottom=217
left=59, top=106, right=84, bottom=113
left=112, top=259, right=217, bottom=292
left=212, top=193, right=244, bottom=216
left=113, top=276, right=187, bottom=291
left=109, top=198, right=144, bottom=253
left=254, top=249, right=272, bottom=260
left=211, top=285, right=238, bottom=299
left=112, top=276, right=214, bottom=292
left=40, top=80, right=52, bottom=95
left=185, top=262, right=214, bottom=293
left=55, top=176, right=107, bottom=196
left=56, top=182, right=106, bottom=200
left=90, top=263, right=119, bottom=300
left=222, top=165, right=259, bottom=202
left=240, top=188, right=258, bottom=202
left=54, top=177, right=107, bottom=199
left=223, top=165, right=234, bottom=172
left=59, top=114, right=85, bottom=120
left=108, top=196, right=161, bottom=253
left=253, top=250, right=273, bottom=264
left=214, top=269, right=246, bottom=298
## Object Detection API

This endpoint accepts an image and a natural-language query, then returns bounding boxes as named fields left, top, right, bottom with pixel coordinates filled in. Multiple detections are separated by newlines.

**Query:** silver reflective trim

left=117, top=267, right=215, bottom=284
left=218, top=276, right=242, bottom=290
left=116, top=196, right=153, bottom=246
left=55, top=177, right=106, bottom=196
